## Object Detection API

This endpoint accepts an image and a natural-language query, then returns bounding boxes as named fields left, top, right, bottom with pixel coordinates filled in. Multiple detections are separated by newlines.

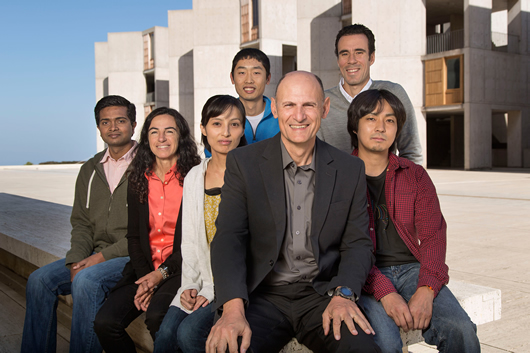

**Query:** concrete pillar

left=168, top=10, right=194, bottom=127
left=464, top=103, right=492, bottom=169
left=107, top=32, right=146, bottom=142
left=259, top=38, right=283, bottom=98
left=259, top=0, right=297, bottom=97
left=296, top=0, right=342, bottom=89
left=507, top=110, right=523, bottom=167
left=95, top=42, right=109, bottom=152
left=464, top=0, right=492, bottom=49
left=192, top=0, right=240, bottom=140
left=351, top=0, right=427, bottom=165
left=508, top=0, right=530, bottom=54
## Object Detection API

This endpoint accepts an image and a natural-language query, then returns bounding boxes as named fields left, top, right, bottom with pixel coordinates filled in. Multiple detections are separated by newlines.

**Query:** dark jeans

left=94, top=275, right=181, bottom=353
left=154, top=304, right=215, bottom=353
left=21, top=256, right=129, bottom=353
left=358, top=263, right=480, bottom=353
left=223, top=283, right=381, bottom=353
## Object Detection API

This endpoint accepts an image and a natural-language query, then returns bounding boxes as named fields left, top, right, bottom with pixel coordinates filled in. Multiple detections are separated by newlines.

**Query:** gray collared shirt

left=264, top=140, right=319, bottom=286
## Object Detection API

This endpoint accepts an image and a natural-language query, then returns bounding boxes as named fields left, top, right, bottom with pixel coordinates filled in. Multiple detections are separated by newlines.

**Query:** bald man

left=207, top=71, right=380, bottom=353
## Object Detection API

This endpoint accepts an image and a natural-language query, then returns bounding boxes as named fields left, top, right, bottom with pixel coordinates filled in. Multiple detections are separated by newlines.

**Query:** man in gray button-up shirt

left=207, top=71, right=379, bottom=353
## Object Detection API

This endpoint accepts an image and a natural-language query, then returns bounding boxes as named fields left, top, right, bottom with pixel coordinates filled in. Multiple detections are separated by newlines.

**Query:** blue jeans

left=21, top=256, right=129, bottom=353
left=154, top=304, right=215, bottom=353
left=358, top=263, right=480, bottom=353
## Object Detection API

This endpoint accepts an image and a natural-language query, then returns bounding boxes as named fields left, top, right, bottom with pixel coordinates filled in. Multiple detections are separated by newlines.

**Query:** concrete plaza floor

left=0, top=164, right=529, bottom=352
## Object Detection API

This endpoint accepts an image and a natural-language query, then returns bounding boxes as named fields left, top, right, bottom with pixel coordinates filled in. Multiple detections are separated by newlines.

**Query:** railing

left=427, top=29, right=464, bottom=54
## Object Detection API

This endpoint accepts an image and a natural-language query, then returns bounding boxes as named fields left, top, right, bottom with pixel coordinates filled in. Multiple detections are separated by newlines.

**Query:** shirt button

left=164, top=181, right=168, bottom=185
left=297, top=180, right=302, bottom=185
left=295, top=231, right=300, bottom=235
left=157, top=250, right=160, bottom=253
left=161, top=239, right=164, bottom=242
left=269, top=260, right=274, bottom=266
left=160, top=196, right=164, bottom=199
left=297, top=205, right=301, bottom=210
left=370, top=228, right=374, bottom=231
left=296, top=256, right=301, bottom=260
left=158, top=229, right=161, bottom=232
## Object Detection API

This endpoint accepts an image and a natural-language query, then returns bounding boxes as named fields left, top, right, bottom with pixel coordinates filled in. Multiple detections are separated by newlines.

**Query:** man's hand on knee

left=72, top=253, right=105, bottom=272
left=70, top=253, right=105, bottom=281
left=380, top=292, right=414, bottom=332
left=322, top=296, right=375, bottom=340
left=408, top=286, right=434, bottom=330
left=206, top=299, right=251, bottom=353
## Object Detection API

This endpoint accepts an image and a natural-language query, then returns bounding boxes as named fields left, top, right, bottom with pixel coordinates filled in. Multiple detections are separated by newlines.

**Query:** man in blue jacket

left=205, top=48, right=279, bottom=157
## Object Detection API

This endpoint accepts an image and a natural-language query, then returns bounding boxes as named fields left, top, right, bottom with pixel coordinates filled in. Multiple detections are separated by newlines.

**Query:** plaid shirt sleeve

left=361, top=153, right=449, bottom=300
left=408, top=165, right=449, bottom=297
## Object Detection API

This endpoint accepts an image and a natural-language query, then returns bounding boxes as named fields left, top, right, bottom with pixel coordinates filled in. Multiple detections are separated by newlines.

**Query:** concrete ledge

left=0, top=193, right=71, bottom=267
left=0, top=193, right=152, bottom=352
left=0, top=193, right=501, bottom=352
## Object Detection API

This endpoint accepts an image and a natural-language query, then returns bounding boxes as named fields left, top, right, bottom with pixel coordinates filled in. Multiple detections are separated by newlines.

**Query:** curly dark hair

left=129, top=107, right=201, bottom=203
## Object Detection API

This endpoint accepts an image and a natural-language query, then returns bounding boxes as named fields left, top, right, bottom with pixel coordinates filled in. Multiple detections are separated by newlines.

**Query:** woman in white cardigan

left=153, top=95, right=247, bottom=353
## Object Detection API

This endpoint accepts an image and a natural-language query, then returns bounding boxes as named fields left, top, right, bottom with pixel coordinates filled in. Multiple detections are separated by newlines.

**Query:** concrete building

left=95, top=0, right=530, bottom=169
left=95, top=26, right=168, bottom=151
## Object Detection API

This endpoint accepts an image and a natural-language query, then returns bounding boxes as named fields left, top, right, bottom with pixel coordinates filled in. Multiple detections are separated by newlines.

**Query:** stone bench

left=0, top=193, right=153, bottom=352
left=0, top=193, right=501, bottom=352
left=280, top=280, right=502, bottom=352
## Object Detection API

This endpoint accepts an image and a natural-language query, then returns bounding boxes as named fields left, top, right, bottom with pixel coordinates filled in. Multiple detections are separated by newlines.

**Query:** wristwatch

left=157, top=266, right=169, bottom=280
left=333, top=286, right=358, bottom=302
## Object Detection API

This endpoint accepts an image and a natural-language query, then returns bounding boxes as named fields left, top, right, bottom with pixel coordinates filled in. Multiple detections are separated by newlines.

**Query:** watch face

left=341, top=287, right=353, bottom=296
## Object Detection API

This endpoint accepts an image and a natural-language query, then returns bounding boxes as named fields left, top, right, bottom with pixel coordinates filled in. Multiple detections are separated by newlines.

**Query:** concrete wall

left=95, top=42, right=109, bottom=151
left=259, top=0, right=298, bottom=96
left=191, top=0, right=240, bottom=140
left=351, top=0, right=427, bottom=165
left=107, top=32, right=146, bottom=142
left=94, top=32, right=145, bottom=150
left=168, top=10, right=194, bottom=126
left=153, top=27, right=170, bottom=108
left=296, top=0, right=342, bottom=89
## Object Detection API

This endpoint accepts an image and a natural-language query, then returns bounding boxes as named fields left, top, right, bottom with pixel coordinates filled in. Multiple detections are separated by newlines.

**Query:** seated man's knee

left=335, top=325, right=382, bottom=353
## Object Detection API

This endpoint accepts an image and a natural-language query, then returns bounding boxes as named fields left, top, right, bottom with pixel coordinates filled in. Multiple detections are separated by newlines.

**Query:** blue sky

left=0, top=0, right=192, bottom=165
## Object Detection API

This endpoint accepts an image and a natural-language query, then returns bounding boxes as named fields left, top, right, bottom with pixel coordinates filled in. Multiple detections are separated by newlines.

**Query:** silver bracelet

left=157, top=266, right=169, bottom=280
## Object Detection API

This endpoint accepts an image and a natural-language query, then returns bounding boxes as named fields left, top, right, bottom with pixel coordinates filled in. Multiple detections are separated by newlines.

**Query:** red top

left=353, top=150, right=449, bottom=299
left=146, top=164, right=183, bottom=269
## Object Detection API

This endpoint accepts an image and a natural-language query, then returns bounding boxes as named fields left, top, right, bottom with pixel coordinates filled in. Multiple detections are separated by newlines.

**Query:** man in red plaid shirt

left=347, top=89, right=480, bottom=352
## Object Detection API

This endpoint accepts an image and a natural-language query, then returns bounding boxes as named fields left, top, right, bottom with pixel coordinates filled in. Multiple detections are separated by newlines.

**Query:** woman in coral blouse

left=94, top=107, right=200, bottom=352
left=153, top=95, right=247, bottom=353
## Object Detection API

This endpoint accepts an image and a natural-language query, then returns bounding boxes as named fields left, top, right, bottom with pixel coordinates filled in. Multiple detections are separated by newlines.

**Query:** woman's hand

left=180, top=289, right=210, bottom=311
left=134, top=270, right=163, bottom=311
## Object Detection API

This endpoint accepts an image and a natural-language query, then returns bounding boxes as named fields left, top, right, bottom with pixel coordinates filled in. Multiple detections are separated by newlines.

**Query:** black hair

left=347, top=89, right=406, bottom=152
left=201, top=95, right=248, bottom=153
left=334, top=24, right=376, bottom=57
left=129, top=107, right=201, bottom=203
left=94, top=95, right=136, bottom=125
left=231, top=48, right=271, bottom=78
